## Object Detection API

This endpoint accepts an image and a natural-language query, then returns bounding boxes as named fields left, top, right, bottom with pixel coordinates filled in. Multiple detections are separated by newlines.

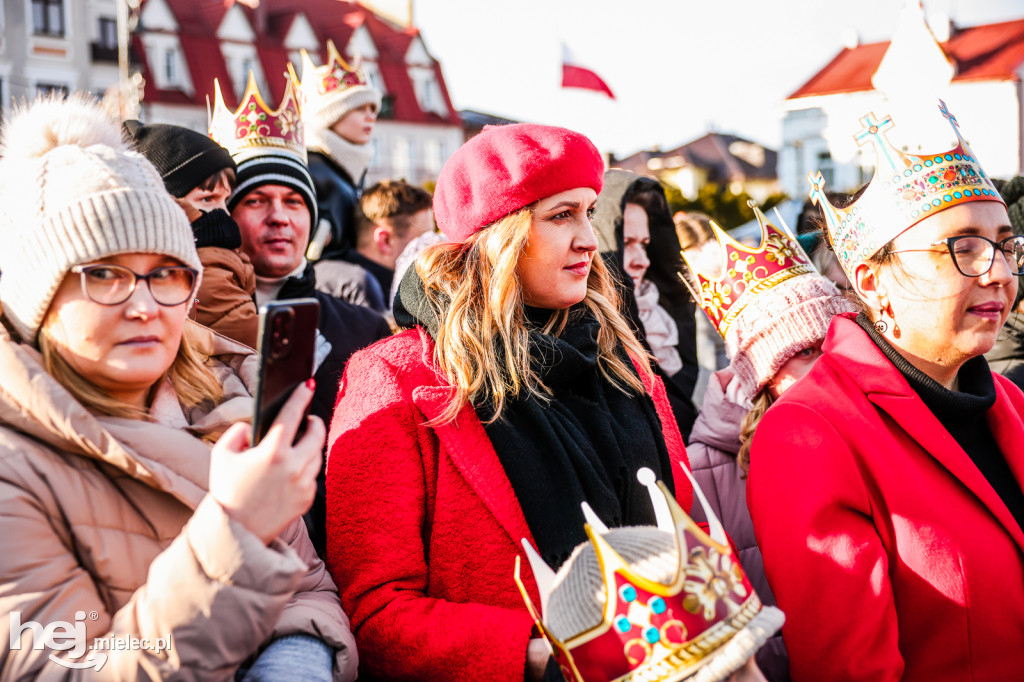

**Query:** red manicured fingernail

left=305, top=378, right=316, bottom=390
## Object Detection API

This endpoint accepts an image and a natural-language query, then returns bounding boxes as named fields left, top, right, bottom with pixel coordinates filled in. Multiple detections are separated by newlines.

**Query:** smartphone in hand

left=251, top=298, right=320, bottom=445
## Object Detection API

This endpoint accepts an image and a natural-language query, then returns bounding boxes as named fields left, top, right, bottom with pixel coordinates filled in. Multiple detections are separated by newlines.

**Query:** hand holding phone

left=210, top=381, right=325, bottom=545
left=251, top=298, right=320, bottom=445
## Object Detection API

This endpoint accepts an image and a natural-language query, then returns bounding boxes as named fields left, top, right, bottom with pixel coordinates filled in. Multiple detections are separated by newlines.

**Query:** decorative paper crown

left=515, top=468, right=784, bottom=682
left=208, top=72, right=306, bottom=164
left=297, top=40, right=371, bottom=112
left=808, top=100, right=1004, bottom=279
left=679, top=205, right=815, bottom=339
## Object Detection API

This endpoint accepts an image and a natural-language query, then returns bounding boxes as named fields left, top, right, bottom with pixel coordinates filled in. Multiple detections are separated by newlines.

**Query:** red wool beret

left=433, top=123, right=606, bottom=242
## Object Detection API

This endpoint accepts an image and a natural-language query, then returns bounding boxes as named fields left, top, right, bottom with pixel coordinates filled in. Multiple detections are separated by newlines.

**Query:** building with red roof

left=134, top=0, right=463, bottom=184
left=780, top=5, right=1024, bottom=200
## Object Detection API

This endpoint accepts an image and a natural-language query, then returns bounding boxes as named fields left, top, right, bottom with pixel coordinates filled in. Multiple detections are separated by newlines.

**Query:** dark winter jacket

left=592, top=169, right=699, bottom=437
left=985, top=313, right=1024, bottom=392
left=277, top=262, right=391, bottom=557
left=687, top=369, right=789, bottom=681
left=309, top=151, right=360, bottom=261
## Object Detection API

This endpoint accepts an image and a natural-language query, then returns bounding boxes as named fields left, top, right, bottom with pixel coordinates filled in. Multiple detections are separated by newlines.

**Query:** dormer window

left=409, top=66, right=446, bottom=117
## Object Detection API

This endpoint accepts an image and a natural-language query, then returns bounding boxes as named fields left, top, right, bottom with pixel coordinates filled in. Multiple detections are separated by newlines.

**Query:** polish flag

left=561, top=45, right=615, bottom=99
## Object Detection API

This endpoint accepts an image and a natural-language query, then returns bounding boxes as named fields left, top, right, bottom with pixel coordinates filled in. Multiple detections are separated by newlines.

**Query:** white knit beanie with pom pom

left=0, top=94, right=200, bottom=344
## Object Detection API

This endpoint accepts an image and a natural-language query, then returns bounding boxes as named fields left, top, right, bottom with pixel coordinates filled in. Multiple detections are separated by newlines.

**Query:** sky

left=409, top=0, right=1024, bottom=158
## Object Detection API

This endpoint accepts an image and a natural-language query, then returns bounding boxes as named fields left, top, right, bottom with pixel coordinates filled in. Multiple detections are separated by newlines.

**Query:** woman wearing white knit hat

left=0, top=95, right=356, bottom=681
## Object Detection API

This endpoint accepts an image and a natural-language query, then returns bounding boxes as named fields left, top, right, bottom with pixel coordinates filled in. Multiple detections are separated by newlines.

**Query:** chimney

left=926, top=9, right=952, bottom=42
left=842, top=28, right=860, bottom=50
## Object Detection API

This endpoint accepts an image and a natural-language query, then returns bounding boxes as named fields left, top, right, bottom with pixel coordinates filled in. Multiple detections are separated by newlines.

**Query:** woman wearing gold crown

left=747, top=101, right=1024, bottom=681
left=324, top=123, right=697, bottom=680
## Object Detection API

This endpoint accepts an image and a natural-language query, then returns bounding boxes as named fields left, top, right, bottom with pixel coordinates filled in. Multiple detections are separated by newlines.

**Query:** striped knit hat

left=726, top=274, right=857, bottom=403
left=0, top=95, right=200, bottom=344
left=227, top=150, right=319, bottom=227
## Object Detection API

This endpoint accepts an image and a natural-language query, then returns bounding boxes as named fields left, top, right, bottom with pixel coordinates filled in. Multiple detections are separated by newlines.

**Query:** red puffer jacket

left=325, top=327, right=692, bottom=681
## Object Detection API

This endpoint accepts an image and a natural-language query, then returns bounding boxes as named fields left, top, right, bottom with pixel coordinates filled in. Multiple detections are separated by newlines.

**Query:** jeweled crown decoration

left=679, top=206, right=815, bottom=339
left=208, top=72, right=306, bottom=163
left=808, top=100, right=1004, bottom=279
left=297, top=40, right=370, bottom=110
left=515, top=469, right=774, bottom=682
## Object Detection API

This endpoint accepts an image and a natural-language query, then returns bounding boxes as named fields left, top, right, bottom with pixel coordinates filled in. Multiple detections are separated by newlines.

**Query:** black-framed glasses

left=892, top=235, right=1024, bottom=278
left=70, top=264, right=199, bottom=306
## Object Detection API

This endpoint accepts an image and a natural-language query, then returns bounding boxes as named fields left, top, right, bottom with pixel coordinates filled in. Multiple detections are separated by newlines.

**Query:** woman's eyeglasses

left=892, top=235, right=1024, bottom=278
left=70, top=264, right=199, bottom=307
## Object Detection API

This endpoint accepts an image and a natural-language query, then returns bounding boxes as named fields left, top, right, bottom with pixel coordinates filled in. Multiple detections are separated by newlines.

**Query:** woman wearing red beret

left=323, top=124, right=694, bottom=680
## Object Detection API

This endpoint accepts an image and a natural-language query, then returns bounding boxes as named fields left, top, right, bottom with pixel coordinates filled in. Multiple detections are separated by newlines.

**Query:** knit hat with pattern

left=0, top=95, right=200, bottom=344
left=726, top=274, right=857, bottom=404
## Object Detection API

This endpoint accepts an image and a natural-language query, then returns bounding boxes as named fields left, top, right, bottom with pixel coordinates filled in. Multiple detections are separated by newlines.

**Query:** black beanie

left=123, top=120, right=236, bottom=198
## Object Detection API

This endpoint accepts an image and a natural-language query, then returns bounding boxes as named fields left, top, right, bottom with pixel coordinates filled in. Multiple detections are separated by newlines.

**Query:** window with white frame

left=423, top=139, right=442, bottom=176
left=392, top=137, right=411, bottom=181
left=32, top=0, right=65, bottom=36
left=408, top=65, right=447, bottom=117
left=97, top=17, right=116, bottom=49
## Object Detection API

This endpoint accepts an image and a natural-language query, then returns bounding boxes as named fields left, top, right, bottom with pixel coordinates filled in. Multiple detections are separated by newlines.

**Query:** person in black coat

left=985, top=175, right=1024, bottom=390
left=592, top=170, right=699, bottom=438
left=213, top=72, right=392, bottom=555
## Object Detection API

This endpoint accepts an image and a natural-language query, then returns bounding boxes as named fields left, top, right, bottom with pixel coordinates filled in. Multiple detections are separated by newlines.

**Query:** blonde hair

left=737, top=388, right=775, bottom=475
left=416, top=207, right=653, bottom=424
left=38, top=320, right=224, bottom=421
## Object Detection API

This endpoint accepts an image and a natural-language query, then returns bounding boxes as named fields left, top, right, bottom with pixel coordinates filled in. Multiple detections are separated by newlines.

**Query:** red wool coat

left=325, top=327, right=692, bottom=681
left=748, top=313, right=1024, bottom=682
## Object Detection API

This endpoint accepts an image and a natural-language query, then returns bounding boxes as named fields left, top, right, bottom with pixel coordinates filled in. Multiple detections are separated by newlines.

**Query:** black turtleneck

left=858, top=313, right=1024, bottom=532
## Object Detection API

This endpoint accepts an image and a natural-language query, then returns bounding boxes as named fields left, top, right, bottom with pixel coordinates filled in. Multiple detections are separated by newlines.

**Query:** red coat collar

left=823, top=313, right=1024, bottom=552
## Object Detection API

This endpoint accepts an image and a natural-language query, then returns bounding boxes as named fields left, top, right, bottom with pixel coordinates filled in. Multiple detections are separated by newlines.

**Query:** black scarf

left=395, top=268, right=675, bottom=568
left=858, top=313, right=1024, bottom=532
left=191, top=209, right=242, bottom=250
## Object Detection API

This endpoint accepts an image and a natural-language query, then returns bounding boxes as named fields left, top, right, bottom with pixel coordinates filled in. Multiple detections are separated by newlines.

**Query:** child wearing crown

left=747, top=102, right=1024, bottom=680
left=295, top=42, right=386, bottom=309
left=679, top=208, right=856, bottom=682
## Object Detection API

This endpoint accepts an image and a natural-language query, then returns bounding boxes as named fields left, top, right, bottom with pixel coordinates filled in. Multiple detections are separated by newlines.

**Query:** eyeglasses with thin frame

left=70, top=264, right=199, bottom=307
left=890, top=234, right=1024, bottom=278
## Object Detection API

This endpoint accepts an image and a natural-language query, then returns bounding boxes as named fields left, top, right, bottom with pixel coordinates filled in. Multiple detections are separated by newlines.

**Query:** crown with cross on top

left=807, top=100, right=1003, bottom=280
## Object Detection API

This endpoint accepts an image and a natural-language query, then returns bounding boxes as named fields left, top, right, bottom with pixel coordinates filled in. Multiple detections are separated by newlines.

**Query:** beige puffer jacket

left=0, top=322, right=357, bottom=681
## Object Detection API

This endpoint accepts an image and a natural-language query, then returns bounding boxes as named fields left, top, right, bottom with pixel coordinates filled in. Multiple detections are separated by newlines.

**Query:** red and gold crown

left=808, top=100, right=1004, bottom=280
left=515, top=469, right=784, bottom=682
left=679, top=206, right=815, bottom=339
left=208, top=72, right=306, bottom=164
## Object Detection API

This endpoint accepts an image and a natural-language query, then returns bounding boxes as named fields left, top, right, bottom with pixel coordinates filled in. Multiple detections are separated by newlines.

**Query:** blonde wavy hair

left=737, top=388, right=775, bottom=475
left=416, top=207, right=653, bottom=424
left=38, top=318, right=224, bottom=421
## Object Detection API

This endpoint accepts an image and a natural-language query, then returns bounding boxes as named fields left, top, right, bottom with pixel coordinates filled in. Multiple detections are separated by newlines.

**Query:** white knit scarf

left=306, top=128, right=374, bottom=184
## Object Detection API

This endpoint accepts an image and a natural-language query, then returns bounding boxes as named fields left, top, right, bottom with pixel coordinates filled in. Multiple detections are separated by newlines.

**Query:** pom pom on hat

left=0, top=94, right=200, bottom=344
left=433, top=123, right=606, bottom=242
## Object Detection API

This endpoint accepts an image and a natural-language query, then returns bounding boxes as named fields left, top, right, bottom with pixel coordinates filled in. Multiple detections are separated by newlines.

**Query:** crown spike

left=677, top=464, right=728, bottom=547
left=772, top=205, right=798, bottom=242
left=520, top=539, right=557, bottom=616
left=580, top=502, right=610, bottom=535
left=208, top=70, right=307, bottom=164
left=637, top=468, right=674, bottom=533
